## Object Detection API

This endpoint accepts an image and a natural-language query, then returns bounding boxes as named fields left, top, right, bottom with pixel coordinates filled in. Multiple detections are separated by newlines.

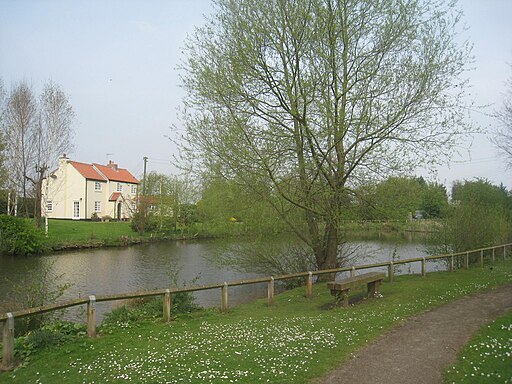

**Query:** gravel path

left=313, top=284, right=512, bottom=384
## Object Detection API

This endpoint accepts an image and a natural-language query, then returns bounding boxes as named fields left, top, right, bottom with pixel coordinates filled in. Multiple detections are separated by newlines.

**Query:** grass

left=444, top=310, right=512, bottom=384
left=1, top=259, right=511, bottom=383
left=44, top=219, right=153, bottom=249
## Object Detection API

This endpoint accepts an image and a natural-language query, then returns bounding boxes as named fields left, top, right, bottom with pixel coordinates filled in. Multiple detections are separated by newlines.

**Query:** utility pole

left=142, top=156, right=148, bottom=196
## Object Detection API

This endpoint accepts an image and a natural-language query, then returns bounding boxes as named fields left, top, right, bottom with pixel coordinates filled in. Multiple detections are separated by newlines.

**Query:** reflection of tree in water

left=5, top=259, right=71, bottom=334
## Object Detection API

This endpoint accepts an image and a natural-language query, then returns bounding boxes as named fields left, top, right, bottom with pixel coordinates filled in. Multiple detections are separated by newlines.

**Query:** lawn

left=444, top=310, right=512, bottom=384
left=44, top=219, right=151, bottom=249
left=1, top=259, right=511, bottom=383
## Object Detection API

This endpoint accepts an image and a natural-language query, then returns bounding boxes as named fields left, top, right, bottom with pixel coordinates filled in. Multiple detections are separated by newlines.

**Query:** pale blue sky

left=1, top=0, right=511, bottom=189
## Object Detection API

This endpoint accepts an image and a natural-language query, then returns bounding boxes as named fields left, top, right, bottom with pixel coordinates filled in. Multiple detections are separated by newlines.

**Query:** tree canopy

left=181, top=0, right=473, bottom=271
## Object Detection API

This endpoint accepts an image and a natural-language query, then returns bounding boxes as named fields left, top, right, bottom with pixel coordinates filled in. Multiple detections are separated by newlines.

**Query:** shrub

left=101, top=291, right=199, bottom=333
left=130, top=211, right=159, bottom=234
left=14, top=321, right=87, bottom=361
left=0, top=215, right=47, bottom=255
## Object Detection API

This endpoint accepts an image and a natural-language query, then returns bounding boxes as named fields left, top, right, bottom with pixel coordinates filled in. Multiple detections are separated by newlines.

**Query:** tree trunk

left=310, top=220, right=339, bottom=282
left=34, top=178, right=42, bottom=228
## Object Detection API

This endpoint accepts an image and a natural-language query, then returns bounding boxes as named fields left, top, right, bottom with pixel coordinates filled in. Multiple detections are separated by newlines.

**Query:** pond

left=0, top=232, right=440, bottom=321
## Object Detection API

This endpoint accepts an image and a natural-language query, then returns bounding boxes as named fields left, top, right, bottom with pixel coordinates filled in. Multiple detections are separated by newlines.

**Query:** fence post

left=492, top=248, right=495, bottom=263
left=480, top=250, right=484, bottom=268
left=163, top=289, right=171, bottom=323
left=350, top=267, right=356, bottom=278
left=87, top=295, right=96, bottom=338
left=450, top=255, right=454, bottom=272
left=221, top=282, right=228, bottom=313
left=306, top=272, right=313, bottom=298
left=421, top=257, right=426, bottom=277
left=268, top=277, right=275, bottom=306
left=388, top=262, right=394, bottom=282
left=1, top=313, right=14, bottom=370
left=504, top=245, right=507, bottom=260
left=465, top=252, right=469, bottom=270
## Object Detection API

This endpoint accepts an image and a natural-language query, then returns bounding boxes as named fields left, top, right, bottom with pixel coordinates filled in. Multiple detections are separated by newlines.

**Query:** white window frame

left=46, top=201, right=53, bottom=212
left=95, top=181, right=102, bottom=191
left=94, top=201, right=101, bottom=212
left=117, top=183, right=123, bottom=192
left=131, top=184, right=137, bottom=194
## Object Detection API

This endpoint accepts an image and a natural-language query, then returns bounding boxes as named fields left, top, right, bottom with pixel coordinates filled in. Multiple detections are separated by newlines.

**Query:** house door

left=117, top=202, right=122, bottom=220
left=73, top=201, right=80, bottom=220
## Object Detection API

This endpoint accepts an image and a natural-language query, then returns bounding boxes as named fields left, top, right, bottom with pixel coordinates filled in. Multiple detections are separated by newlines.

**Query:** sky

left=1, top=0, right=511, bottom=190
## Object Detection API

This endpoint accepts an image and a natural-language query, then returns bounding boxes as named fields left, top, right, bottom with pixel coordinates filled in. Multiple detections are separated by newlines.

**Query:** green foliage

left=130, top=209, right=159, bottom=234
left=197, top=178, right=292, bottom=237
left=14, top=321, right=87, bottom=362
left=137, top=172, right=198, bottom=235
left=439, top=180, right=512, bottom=253
left=452, top=179, right=511, bottom=214
left=101, top=292, right=199, bottom=333
left=420, top=182, right=449, bottom=218
left=355, top=177, right=448, bottom=221
left=0, top=214, right=47, bottom=255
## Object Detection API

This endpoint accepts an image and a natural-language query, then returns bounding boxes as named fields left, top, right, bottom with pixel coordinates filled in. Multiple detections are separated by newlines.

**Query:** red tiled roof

left=69, top=161, right=106, bottom=181
left=109, top=192, right=122, bottom=202
left=93, top=164, right=139, bottom=184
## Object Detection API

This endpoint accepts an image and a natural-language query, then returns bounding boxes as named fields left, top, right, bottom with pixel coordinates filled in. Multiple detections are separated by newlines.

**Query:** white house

left=42, top=155, right=139, bottom=220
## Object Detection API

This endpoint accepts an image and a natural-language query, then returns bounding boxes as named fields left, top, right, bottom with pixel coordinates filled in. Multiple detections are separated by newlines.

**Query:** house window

left=117, top=183, right=123, bottom=192
left=95, top=181, right=102, bottom=191
left=131, top=185, right=137, bottom=194
left=94, top=201, right=101, bottom=212
left=46, top=201, right=53, bottom=212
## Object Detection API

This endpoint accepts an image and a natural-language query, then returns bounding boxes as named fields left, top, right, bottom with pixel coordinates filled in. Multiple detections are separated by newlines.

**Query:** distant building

left=42, top=155, right=139, bottom=220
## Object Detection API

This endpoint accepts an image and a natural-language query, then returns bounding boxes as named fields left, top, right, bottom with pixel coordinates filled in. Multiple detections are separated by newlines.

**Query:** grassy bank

left=1, top=259, right=511, bottom=383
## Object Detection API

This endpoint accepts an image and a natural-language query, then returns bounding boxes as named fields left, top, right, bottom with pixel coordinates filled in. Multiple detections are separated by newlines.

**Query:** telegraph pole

left=142, top=156, right=148, bottom=196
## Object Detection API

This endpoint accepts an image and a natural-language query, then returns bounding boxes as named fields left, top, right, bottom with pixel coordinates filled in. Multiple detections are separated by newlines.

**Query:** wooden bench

left=327, top=272, right=385, bottom=307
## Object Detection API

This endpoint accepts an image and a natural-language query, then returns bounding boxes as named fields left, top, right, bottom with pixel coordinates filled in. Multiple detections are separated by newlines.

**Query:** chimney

left=108, top=160, right=118, bottom=171
left=59, top=154, right=68, bottom=165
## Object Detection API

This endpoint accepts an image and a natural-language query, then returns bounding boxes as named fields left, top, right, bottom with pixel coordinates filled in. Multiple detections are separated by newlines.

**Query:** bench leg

left=367, top=281, right=376, bottom=297
left=367, top=280, right=381, bottom=298
left=335, top=289, right=349, bottom=307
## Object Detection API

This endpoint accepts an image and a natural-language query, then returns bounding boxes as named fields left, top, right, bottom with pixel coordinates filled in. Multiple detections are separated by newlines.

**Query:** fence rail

left=1, top=243, right=510, bottom=370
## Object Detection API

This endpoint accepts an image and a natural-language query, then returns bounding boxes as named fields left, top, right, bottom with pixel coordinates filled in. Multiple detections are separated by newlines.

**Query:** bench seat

left=327, top=271, right=385, bottom=307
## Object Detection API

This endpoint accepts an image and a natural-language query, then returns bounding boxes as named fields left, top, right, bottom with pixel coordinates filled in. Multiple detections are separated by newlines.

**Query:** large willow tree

left=181, top=0, right=472, bottom=272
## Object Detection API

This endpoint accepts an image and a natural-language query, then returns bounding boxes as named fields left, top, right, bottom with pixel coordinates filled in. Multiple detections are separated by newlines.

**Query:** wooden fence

left=1, top=243, right=510, bottom=370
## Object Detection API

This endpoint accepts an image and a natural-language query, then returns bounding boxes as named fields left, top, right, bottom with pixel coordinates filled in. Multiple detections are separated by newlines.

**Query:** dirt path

left=313, top=284, right=512, bottom=384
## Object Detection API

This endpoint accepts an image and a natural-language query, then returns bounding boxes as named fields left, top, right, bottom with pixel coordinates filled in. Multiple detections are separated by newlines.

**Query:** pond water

left=0, top=232, right=442, bottom=322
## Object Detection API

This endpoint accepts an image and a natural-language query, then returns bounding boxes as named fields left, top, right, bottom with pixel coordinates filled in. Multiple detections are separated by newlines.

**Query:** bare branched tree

left=3, top=81, right=38, bottom=217
left=1, top=81, right=74, bottom=226
left=32, top=81, right=75, bottom=229
left=492, top=68, right=512, bottom=167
